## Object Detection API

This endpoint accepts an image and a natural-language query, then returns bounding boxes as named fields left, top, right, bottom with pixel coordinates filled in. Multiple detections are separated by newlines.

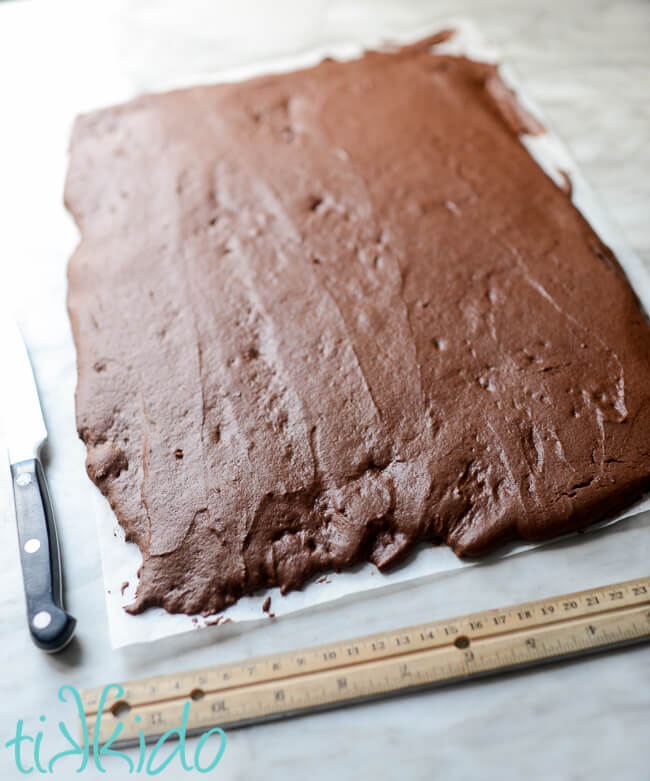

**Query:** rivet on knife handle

left=11, top=458, right=76, bottom=653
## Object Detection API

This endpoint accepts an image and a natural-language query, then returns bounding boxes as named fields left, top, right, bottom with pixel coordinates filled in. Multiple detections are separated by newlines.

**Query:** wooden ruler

left=82, top=575, right=650, bottom=746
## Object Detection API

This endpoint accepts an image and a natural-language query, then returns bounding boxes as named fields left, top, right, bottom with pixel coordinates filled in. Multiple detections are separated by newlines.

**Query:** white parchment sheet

left=91, top=20, right=650, bottom=647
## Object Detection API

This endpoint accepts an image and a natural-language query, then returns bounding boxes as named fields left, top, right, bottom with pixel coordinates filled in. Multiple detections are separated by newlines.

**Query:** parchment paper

left=91, top=19, right=650, bottom=647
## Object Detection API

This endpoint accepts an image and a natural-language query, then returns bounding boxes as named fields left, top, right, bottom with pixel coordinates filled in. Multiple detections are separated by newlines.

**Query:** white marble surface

left=0, top=1, right=649, bottom=779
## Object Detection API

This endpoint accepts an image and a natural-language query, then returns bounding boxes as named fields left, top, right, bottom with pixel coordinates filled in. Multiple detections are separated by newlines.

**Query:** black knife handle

left=11, top=458, right=76, bottom=653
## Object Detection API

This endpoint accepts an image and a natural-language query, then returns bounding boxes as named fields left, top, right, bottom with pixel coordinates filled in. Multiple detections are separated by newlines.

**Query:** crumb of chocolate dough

left=558, top=169, right=573, bottom=198
left=66, top=34, right=650, bottom=618
left=120, top=580, right=129, bottom=596
left=202, top=614, right=233, bottom=626
left=262, top=596, right=272, bottom=613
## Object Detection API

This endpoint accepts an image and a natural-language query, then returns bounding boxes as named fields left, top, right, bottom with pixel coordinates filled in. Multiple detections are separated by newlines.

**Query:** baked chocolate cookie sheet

left=65, top=36, right=650, bottom=616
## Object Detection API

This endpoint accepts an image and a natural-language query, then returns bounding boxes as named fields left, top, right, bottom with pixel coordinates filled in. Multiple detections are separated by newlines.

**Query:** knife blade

left=0, top=318, right=76, bottom=653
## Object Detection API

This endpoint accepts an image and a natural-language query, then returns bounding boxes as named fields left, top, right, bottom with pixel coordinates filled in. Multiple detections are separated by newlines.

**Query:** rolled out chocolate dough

left=65, top=36, right=650, bottom=615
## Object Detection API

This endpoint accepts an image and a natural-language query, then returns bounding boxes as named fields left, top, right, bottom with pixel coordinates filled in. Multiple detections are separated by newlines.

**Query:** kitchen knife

left=0, top=318, right=76, bottom=653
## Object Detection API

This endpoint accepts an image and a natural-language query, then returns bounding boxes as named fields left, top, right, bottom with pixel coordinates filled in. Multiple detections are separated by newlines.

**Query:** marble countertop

left=0, top=1, right=648, bottom=779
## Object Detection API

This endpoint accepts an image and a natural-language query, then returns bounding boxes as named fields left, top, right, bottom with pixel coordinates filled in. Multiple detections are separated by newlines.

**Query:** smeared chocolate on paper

left=65, top=36, right=650, bottom=616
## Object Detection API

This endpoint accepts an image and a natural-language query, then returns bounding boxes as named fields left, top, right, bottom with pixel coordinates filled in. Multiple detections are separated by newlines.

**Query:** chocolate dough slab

left=65, top=36, right=650, bottom=616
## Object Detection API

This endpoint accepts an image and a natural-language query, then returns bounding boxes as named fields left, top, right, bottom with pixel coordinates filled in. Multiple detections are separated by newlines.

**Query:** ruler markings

left=82, top=577, right=650, bottom=746
left=81, top=575, right=650, bottom=713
